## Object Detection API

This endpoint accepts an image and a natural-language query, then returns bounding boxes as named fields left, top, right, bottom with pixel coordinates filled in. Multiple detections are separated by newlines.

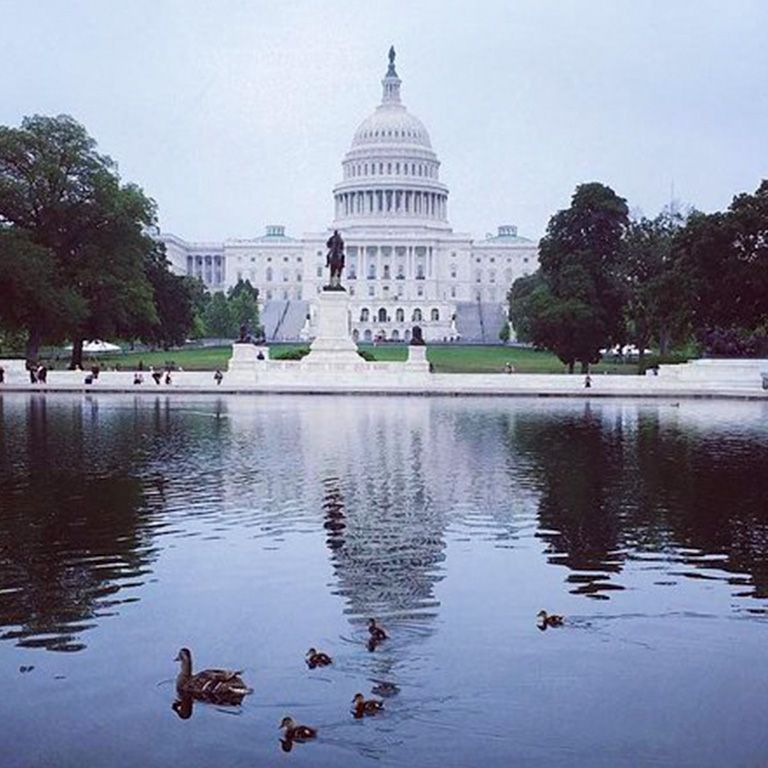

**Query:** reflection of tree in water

left=320, top=429, right=447, bottom=624
left=632, top=411, right=768, bottom=599
left=512, top=403, right=768, bottom=601
left=0, top=396, right=164, bottom=651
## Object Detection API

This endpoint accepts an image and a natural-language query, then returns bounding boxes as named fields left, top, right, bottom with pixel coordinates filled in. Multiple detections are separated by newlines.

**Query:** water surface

left=0, top=394, right=767, bottom=767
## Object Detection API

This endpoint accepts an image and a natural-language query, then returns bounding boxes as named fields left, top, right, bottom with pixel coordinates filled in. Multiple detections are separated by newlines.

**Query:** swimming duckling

left=174, top=647, right=252, bottom=702
left=371, top=681, right=399, bottom=697
left=367, top=618, right=388, bottom=641
left=279, top=716, right=317, bottom=741
left=352, top=692, right=384, bottom=718
left=536, top=610, right=565, bottom=628
left=306, top=647, right=333, bottom=667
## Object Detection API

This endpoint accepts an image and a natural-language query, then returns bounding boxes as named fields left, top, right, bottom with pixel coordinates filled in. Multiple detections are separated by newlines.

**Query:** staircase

left=455, top=302, right=508, bottom=343
left=261, top=300, right=309, bottom=341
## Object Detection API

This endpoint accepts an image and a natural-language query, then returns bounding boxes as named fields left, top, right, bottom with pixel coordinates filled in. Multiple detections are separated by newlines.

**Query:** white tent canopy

left=64, top=340, right=122, bottom=353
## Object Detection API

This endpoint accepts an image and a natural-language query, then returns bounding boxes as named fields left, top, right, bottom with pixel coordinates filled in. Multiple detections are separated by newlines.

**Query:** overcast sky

left=2, top=0, right=766, bottom=242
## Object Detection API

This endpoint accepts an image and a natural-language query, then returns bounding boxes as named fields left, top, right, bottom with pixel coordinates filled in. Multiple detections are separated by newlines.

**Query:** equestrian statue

left=325, top=229, right=345, bottom=290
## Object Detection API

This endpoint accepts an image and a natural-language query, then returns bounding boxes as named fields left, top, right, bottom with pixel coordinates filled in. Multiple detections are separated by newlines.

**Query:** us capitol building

left=160, top=48, right=538, bottom=342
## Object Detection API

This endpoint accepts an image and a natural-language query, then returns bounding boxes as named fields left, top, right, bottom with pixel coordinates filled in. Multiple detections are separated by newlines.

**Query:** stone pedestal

left=404, top=344, right=430, bottom=373
left=228, top=343, right=269, bottom=373
left=302, top=289, right=360, bottom=366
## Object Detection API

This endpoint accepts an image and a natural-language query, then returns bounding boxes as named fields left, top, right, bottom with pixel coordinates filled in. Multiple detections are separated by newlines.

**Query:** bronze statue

left=325, top=229, right=345, bottom=290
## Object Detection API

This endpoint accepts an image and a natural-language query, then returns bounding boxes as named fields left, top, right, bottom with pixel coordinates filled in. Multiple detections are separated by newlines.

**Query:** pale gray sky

left=1, top=0, right=766, bottom=241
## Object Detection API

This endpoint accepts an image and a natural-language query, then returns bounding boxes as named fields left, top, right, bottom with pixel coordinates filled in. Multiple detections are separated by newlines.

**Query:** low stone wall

left=2, top=356, right=766, bottom=399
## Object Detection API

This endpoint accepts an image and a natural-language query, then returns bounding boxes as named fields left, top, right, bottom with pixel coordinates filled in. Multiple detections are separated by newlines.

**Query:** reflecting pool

left=0, top=394, right=767, bottom=767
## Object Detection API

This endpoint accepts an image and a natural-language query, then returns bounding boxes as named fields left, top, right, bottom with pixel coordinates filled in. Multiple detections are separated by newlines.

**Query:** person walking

left=214, top=369, right=224, bottom=386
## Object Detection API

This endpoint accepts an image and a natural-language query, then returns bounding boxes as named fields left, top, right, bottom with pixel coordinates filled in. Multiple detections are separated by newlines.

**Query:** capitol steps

left=261, top=300, right=308, bottom=341
left=454, top=302, right=508, bottom=343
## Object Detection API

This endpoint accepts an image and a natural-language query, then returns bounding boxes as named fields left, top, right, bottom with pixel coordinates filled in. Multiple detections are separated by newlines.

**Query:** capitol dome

left=333, top=47, right=449, bottom=230
left=352, top=104, right=432, bottom=149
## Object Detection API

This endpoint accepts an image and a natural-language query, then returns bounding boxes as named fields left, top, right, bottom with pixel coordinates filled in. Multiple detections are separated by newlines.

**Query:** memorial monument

left=301, top=229, right=362, bottom=367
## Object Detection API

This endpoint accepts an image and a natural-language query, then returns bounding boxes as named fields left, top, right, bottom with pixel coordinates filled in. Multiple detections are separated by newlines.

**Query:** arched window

left=378, top=307, right=387, bottom=322
left=360, top=308, right=370, bottom=322
left=391, top=329, right=400, bottom=341
left=363, top=329, right=372, bottom=342
left=352, top=329, right=360, bottom=341
left=383, top=264, right=390, bottom=279
left=404, top=328, right=411, bottom=342
left=431, top=308, right=440, bottom=321
left=395, top=308, right=404, bottom=322
left=266, top=267, right=273, bottom=282
left=412, top=308, right=423, bottom=322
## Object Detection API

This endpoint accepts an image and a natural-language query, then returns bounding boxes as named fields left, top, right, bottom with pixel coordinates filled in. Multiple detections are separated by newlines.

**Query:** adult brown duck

left=174, top=647, right=252, bottom=703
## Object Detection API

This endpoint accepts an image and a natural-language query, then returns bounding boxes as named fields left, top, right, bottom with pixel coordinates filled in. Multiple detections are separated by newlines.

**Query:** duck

left=536, top=610, right=565, bottom=628
left=279, top=716, right=317, bottom=741
left=306, top=647, right=333, bottom=667
left=352, top=692, right=384, bottom=718
left=367, top=618, right=388, bottom=641
left=174, top=647, right=252, bottom=702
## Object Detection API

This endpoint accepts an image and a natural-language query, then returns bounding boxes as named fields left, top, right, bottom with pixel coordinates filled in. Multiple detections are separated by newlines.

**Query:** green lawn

left=89, top=343, right=639, bottom=375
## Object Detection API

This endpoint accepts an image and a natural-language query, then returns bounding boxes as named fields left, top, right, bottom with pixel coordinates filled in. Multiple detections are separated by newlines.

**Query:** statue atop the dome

left=325, top=229, right=345, bottom=290
left=387, top=45, right=397, bottom=77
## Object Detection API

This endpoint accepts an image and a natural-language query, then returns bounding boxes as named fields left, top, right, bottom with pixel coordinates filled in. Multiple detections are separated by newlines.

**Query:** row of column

left=335, top=189, right=447, bottom=220
left=348, top=244, right=435, bottom=280
left=187, top=254, right=225, bottom=286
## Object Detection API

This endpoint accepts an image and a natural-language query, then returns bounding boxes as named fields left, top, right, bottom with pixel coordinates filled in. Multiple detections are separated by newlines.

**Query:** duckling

left=279, top=716, right=317, bottom=741
left=352, top=692, right=384, bottom=718
left=174, top=647, right=252, bottom=702
left=306, top=647, right=333, bottom=668
left=367, top=618, right=388, bottom=641
left=371, top=681, right=399, bottom=697
left=536, top=610, right=565, bottom=628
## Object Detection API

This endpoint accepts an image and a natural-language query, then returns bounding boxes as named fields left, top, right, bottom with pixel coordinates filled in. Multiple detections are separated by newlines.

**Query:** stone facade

left=159, top=50, right=539, bottom=342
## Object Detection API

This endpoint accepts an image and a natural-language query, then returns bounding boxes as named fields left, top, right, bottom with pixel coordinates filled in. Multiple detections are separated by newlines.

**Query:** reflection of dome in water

left=321, top=456, right=447, bottom=621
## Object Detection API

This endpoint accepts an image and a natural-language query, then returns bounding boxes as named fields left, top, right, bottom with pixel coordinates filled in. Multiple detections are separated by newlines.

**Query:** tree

left=0, top=115, right=191, bottom=365
left=670, top=180, right=768, bottom=351
left=510, top=183, right=629, bottom=371
left=0, top=229, right=86, bottom=358
left=202, top=292, right=234, bottom=337
left=137, top=250, right=198, bottom=349
left=227, top=279, right=260, bottom=335
left=620, top=209, right=687, bottom=361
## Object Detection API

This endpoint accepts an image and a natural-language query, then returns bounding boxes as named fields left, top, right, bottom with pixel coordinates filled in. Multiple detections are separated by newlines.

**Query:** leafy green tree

left=202, top=292, right=234, bottom=337
left=620, top=209, right=687, bottom=361
left=136, top=251, right=198, bottom=349
left=227, top=279, right=260, bottom=336
left=0, top=115, right=190, bottom=366
left=671, top=181, right=768, bottom=348
left=0, top=229, right=86, bottom=358
left=511, top=183, right=629, bottom=372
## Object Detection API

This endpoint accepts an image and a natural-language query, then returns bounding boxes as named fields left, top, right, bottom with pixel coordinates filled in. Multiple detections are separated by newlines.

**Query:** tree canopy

left=513, top=182, right=629, bottom=371
left=0, top=114, right=197, bottom=363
